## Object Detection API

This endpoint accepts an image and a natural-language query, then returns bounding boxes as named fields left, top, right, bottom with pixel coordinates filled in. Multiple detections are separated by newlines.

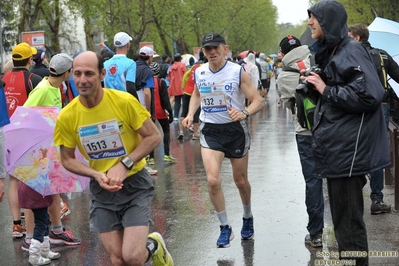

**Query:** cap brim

left=202, top=42, right=222, bottom=47
left=31, top=47, right=37, bottom=55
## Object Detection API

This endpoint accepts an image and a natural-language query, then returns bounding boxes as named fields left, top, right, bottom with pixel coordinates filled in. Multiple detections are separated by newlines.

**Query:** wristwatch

left=121, top=157, right=134, bottom=170
left=242, top=109, right=250, bottom=119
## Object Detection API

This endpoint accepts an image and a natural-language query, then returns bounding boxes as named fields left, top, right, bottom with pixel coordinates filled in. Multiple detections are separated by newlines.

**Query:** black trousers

left=149, top=118, right=171, bottom=157
left=327, top=176, right=368, bottom=266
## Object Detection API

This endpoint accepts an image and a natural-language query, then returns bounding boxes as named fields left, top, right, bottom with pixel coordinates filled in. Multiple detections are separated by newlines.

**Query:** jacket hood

left=259, top=53, right=266, bottom=61
left=247, top=53, right=256, bottom=64
left=307, top=0, right=348, bottom=50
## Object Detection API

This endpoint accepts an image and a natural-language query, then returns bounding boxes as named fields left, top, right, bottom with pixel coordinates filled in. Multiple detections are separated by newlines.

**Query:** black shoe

left=371, top=200, right=391, bottom=215
left=304, top=234, right=323, bottom=248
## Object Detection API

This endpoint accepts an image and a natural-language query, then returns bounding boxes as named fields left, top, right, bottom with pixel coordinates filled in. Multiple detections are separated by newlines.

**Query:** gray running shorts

left=89, top=169, right=154, bottom=233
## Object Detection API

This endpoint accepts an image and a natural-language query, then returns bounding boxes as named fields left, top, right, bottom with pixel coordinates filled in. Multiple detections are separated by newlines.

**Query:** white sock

left=243, top=204, right=252, bottom=219
left=216, top=210, right=229, bottom=226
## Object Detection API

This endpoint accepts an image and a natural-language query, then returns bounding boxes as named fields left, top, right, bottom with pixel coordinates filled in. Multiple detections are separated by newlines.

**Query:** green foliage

left=308, top=0, right=399, bottom=26
left=339, top=0, right=399, bottom=25
left=96, top=0, right=280, bottom=56
left=8, top=0, right=398, bottom=58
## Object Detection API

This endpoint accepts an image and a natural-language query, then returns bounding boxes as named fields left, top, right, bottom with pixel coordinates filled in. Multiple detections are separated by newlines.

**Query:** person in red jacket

left=167, top=53, right=187, bottom=136
left=146, top=62, right=176, bottom=164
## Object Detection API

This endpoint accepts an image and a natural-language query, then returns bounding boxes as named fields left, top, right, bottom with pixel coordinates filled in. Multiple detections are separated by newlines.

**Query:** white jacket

left=244, top=53, right=260, bottom=88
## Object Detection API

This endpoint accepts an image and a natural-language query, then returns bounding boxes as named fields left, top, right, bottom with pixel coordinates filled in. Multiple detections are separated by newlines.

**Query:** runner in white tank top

left=182, top=33, right=265, bottom=248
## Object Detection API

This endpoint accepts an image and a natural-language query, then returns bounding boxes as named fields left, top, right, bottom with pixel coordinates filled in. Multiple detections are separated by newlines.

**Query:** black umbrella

left=299, top=27, right=315, bottom=46
left=299, top=27, right=320, bottom=54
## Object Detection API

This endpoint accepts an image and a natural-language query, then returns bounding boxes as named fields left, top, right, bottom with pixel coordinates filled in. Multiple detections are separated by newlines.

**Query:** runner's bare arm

left=143, top=88, right=152, bottom=113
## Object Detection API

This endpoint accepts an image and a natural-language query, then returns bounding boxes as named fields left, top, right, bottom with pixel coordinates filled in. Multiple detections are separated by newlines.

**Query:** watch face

left=122, top=157, right=134, bottom=169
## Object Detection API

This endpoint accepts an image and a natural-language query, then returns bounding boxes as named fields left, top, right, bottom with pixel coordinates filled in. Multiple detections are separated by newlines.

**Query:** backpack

left=368, top=47, right=393, bottom=103
left=367, top=47, right=399, bottom=121
left=368, top=47, right=388, bottom=90
left=283, top=59, right=318, bottom=130
left=159, top=63, right=169, bottom=79
left=2, top=71, right=34, bottom=117
left=296, top=89, right=319, bottom=130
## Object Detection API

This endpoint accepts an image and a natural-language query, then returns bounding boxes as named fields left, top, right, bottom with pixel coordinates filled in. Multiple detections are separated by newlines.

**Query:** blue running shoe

left=217, top=225, right=234, bottom=248
left=241, top=217, right=254, bottom=240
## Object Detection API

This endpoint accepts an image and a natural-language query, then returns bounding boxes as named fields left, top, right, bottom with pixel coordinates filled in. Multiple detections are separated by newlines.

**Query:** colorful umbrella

left=4, top=106, right=90, bottom=196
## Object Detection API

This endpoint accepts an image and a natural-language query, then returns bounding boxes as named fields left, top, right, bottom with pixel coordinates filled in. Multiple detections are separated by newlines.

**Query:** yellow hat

left=12, top=42, right=37, bottom=61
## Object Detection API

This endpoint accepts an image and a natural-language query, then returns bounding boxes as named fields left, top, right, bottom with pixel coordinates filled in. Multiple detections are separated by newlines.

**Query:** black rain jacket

left=308, top=0, right=391, bottom=178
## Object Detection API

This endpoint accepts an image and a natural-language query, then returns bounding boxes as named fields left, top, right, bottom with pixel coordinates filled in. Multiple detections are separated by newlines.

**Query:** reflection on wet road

left=1, top=79, right=399, bottom=265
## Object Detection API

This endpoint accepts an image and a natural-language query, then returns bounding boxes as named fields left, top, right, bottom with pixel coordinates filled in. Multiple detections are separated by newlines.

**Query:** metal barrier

left=386, top=120, right=399, bottom=211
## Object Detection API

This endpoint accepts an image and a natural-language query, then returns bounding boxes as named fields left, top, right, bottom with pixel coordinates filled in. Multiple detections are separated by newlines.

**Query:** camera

left=295, top=65, right=324, bottom=94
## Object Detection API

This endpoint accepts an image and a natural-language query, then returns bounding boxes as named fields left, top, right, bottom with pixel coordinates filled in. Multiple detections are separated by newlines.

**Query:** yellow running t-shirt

left=24, top=78, right=62, bottom=108
left=54, top=89, right=150, bottom=175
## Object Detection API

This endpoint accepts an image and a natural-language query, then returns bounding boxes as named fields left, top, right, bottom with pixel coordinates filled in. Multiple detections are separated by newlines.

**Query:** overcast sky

left=272, top=0, right=310, bottom=24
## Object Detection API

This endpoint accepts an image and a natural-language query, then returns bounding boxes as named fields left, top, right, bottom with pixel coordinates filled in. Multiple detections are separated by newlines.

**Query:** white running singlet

left=194, top=61, right=244, bottom=124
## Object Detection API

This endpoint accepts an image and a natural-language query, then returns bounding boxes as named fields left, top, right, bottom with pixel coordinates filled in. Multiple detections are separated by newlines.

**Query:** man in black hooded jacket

left=304, top=1, right=390, bottom=265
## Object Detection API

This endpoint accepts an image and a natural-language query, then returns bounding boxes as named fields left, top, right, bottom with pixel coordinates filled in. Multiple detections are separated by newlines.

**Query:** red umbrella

left=238, top=50, right=257, bottom=59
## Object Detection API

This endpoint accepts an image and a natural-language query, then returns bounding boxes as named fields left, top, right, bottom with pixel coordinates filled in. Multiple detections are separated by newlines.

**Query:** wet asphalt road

left=1, top=78, right=399, bottom=265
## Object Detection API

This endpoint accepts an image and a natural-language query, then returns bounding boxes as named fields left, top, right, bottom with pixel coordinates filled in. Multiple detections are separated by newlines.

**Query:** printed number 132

left=203, top=98, right=222, bottom=106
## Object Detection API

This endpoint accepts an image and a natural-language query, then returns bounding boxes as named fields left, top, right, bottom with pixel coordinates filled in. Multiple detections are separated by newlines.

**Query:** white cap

left=114, top=32, right=132, bottom=48
left=139, top=46, right=154, bottom=56
left=49, top=53, right=73, bottom=75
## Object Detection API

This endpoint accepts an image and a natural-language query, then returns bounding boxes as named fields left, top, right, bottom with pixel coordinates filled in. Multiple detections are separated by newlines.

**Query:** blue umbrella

left=368, top=17, right=399, bottom=58
left=268, top=54, right=278, bottom=58
left=368, top=17, right=399, bottom=94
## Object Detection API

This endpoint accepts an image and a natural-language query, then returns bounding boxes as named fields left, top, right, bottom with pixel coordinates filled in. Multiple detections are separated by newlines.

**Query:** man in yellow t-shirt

left=53, top=51, right=173, bottom=266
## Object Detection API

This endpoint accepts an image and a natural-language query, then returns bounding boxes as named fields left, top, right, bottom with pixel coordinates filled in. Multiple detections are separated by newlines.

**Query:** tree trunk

left=84, top=18, right=95, bottom=51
